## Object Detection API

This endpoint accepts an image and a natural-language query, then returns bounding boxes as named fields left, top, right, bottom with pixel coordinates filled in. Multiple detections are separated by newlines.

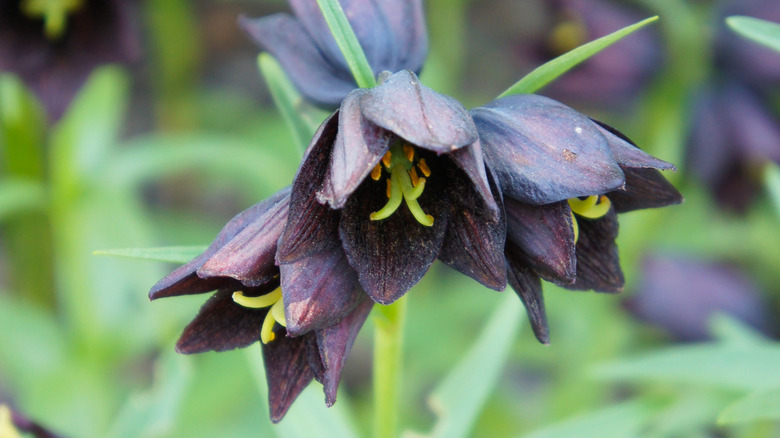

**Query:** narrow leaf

left=94, top=246, right=207, bottom=264
left=718, top=388, right=780, bottom=425
left=421, top=293, right=523, bottom=438
left=499, top=16, right=659, bottom=97
left=315, top=0, right=376, bottom=88
left=523, top=400, right=655, bottom=438
left=764, top=163, right=780, bottom=217
left=727, top=16, right=780, bottom=54
left=0, top=177, right=47, bottom=221
left=259, top=53, right=320, bottom=154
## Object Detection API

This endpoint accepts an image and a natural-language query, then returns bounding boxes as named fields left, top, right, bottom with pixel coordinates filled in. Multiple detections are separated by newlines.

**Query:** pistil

left=232, top=289, right=286, bottom=344
left=369, top=143, right=434, bottom=226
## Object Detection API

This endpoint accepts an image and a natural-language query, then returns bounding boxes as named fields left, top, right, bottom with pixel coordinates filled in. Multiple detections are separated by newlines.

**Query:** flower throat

left=369, top=142, right=434, bottom=226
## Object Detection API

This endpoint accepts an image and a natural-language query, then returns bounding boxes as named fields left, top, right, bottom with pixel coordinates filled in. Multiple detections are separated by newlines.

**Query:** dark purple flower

left=149, top=188, right=373, bottom=422
left=277, top=70, right=505, bottom=306
left=0, top=0, right=141, bottom=121
left=471, top=94, right=682, bottom=342
left=240, top=0, right=427, bottom=107
left=624, top=253, right=775, bottom=342
left=516, top=0, right=661, bottom=107
left=0, top=403, right=60, bottom=438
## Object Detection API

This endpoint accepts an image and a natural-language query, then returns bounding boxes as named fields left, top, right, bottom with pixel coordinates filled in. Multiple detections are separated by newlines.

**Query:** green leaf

left=764, top=163, right=780, bottom=217
left=0, top=177, right=46, bottom=221
left=727, top=16, right=780, bottom=54
left=719, top=387, right=780, bottom=425
left=499, top=16, right=659, bottom=97
left=522, top=400, right=655, bottom=438
left=709, top=314, right=768, bottom=346
left=417, top=293, right=522, bottom=438
left=94, top=246, right=207, bottom=264
left=315, top=0, right=376, bottom=88
left=593, top=343, right=780, bottom=392
left=259, top=54, right=320, bottom=154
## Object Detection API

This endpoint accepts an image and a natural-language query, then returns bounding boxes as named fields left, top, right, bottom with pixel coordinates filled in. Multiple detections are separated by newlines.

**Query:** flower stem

left=373, top=295, right=407, bottom=438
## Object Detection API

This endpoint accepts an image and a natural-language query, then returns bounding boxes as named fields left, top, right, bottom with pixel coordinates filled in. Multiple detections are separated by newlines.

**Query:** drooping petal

left=149, top=188, right=291, bottom=300
left=439, top=169, right=506, bottom=290
left=609, top=168, right=683, bottom=213
left=591, top=120, right=677, bottom=170
left=504, top=198, right=576, bottom=284
left=263, top=331, right=319, bottom=423
left=176, top=288, right=275, bottom=354
left=316, top=297, right=374, bottom=405
left=289, top=0, right=427, bottom=79
left=447, top=142, right=499, bottom=219
left=318, top=89, right=393, bottom=209
left=472, top=94, right=625, bottom=204
left=280, top=246, right=363, bottom=336
left=339, top=174, right=448, bottom=304
left=505, top=244, right=549, bottom=344
left=239, top=14, right=355, bottom=107
left=197, top=191, right=290, bottom=287
left=360, top=70, right=478, bottom=153
left=564, top=209, right=624, bottom=292
left=277, top=113, right=342, bottom=263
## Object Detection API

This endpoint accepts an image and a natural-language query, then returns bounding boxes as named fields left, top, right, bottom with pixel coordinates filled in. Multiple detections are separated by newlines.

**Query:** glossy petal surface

left=593, top=120, right=676, bottom=170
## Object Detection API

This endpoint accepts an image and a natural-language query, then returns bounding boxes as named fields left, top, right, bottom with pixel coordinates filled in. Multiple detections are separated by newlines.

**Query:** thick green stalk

left=373, top=296, right=407, bottom=438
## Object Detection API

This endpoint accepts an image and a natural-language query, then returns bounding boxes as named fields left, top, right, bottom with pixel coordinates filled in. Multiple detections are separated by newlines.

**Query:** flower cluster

left=150, top=0, right=681, bottom=421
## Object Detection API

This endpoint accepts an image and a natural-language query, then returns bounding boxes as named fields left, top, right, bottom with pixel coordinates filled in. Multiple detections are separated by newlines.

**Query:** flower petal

left=564, top=209, right=624, bottom=292
left=280, top=246, right=363, bottom=336
left=504, top=198, right=576, bottom=284
left=176, top=288, right=274, bottom=354
left=318, top=89, right=393, bottom=209
left=263, top=331, right=318, bottom=423
left=448, top=142, right=500, bottom=218
left=439, top=169, right=506, bottom=290
left=339, top=173, right=448, bottom=304
left=239, top=14, right=355, bottom=107
left=609, top=168, right=683, bottom=213
left=591, top=120, right=677, bottom=170
left=289, top=0, right=428, bottom=78
left=149, top=188, right=291, bottom=300
left=360, top=70, right=478, bottom=153
left=505, top=244, right=549, bottom=344
left=317, top=297, right=374, bottom=406
left=277, top=113, right=342, bottom=263
left=472, top=94, right=625, bottom=204
left=197, top=192, right=290, bottom=287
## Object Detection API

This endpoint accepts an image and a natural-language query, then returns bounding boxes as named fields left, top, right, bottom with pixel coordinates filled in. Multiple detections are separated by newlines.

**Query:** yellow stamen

left=417, top=159, right=431, bottom=177
left=232, top=289, right=286, bottom=344
left=371, top=172, right=404, bottom=221
left=382, top=151, right=392, bottom=168
left=403, top=144, right=415, bottom=161
left=409, top=167, right=420, bottom=187
left=371, top=164, right=382, bottom=181
left=569, top=195, right=611, bottom=219
left=21, top=0, right=83, bottom=40
left=386, top=178, right=392, bottom=198
left=0, top=405, right=20, bottom=438
left=570, top=211, right=579, bottom=243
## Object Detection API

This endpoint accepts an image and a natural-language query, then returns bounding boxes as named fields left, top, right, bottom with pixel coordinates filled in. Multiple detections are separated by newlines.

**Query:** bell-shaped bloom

left=149, top=188, right=373, bottom=422
left=240, top=0, right=427, bottom=107
left=0, top=0, right=140, bottom=121
left=278, top=70, right=505, bottom=307
left=471, top=94, right=682, bottom=342
left=624, top=253, right=775, bottom=342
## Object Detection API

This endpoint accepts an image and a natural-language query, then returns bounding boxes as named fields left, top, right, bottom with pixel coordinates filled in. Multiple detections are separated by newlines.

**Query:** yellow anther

left=417, top=159, right=431, bottom=177
left=232, top=289, right=281, bottom=308
left=403, top=144, right=415, bottom=161
left=386, top=178, right=392, bottom=198
left=382, top=151, right=392, bottom=168
left=409, top=167, right=420, bottom=187
left=371, top=164, right=382, bottom=181
left=0, top=405, right=20, bottom=438
left=261, top=312, right=277, bottom=344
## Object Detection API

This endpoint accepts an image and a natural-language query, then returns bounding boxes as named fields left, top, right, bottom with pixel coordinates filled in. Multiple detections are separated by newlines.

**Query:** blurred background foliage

left=1, top=0, right=780, bottom=437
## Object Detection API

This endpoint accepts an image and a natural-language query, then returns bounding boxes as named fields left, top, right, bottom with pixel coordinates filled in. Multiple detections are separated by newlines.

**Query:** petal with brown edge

left=505, top=244, right=549, bottom=345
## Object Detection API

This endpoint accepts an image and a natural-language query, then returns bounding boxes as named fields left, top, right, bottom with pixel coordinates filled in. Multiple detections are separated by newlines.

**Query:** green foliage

left=727, top=16, right=780, bottom=53
left=94, top=246, right=208, bottom=264
left=315, top=0, right=376, bottom=88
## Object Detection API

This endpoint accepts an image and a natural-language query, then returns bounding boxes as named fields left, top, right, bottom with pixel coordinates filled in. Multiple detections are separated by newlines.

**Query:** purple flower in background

left=471, top=94, right=682, bottom=342
left=624, top=253, right=775, bottom=341
left=518, top=0, right=661, bottom=107
left=149, top=188, right=373, bottom=422
left=0, top=0, right=141, bottom=121
left=686, top=0, right=780, bottom=211
left=240, top=0, right=427, bottom=107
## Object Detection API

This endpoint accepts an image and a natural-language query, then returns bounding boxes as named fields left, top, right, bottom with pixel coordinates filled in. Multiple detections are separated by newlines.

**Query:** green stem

left=373, top=295, right=407, bottom=438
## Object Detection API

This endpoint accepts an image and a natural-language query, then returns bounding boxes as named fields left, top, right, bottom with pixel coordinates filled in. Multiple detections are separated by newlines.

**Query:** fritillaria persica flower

left=278, top=70, right=505, bottom=306
left=0, top=0, right=140, bottom=121
left=471, top=94, right=682, bottom=342
left=240, top=0, right=427, bottom=107
left=149, top=188, right=373, bottom=422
